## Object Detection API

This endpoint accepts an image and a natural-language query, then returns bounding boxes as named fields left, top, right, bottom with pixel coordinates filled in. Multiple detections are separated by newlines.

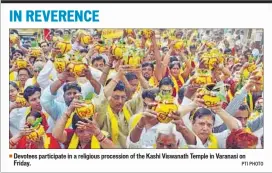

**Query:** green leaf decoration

left=217, top=93, right=226, bottom=102
left=32, top=117, right=42, bottom=128
left=85, top=92, right=95, bottom=101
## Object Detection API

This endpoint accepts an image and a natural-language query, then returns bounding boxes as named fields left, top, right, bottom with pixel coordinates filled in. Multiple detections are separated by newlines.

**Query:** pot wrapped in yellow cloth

left=111, top=45, right=123, bottom=59
left=67, top=62, right=88, bottom=77
left=123, top=55, right=141, bottom=68
left=153, top=95, right=178, bottom=123
left=26, top=117, right=45, bottom=142
left=16, top=59, right=28, bottom=69
left=142, top=29, right=153, bottom=39
left=197, top=83, right=225, bottom=107
left=75, top=100, right=95, bottom=119
left=54, top=56, right=67, bottom=73
left=76, top=30, right=92, bottom=46
left=15, top=93, right=27, bottom=107
left=55, top=41, right=72, bottom=55
left=10, top=33, right=19, bottom=44
left=30, top=47, right=42, bottom=58
left=242, top=63, right=257, bottom=79
left=153, top=100, right=178, bottom=123
left=174, top=40, right=184, bottom=50
left=192, top=69, right=213, bottom=86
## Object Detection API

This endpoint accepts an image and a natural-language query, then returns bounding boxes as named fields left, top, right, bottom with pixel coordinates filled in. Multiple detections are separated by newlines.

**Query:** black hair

left=10, top=29, right=19, bottom=35
left=142, top=89, right=156, bottom=100
left=238, top=104, right=250, bottom=117
left=55, top=30, right=63, bottom=36
left=39, top=41, right=49, bottom=47
left=170, top=56, right=179, bottom=63
left=105, top=78, right=112, bottom=86
left=159, top=77, right=174, bottom=88
left=190, top=45, right=197, bottom=49
left=178, top=86, right=186, bottom=103
left=33, top=32, right=38, bottom=36
left=22, top=44, right=31, bottom=50
left=224, top=48, right=232, bottom=54
left=26, top=111, right=42, bottom=121
left=169, top=61, right=181, bottom=69
left=12, top=49, right=24, bottom=57
left=161, top=46, right=169, bottom=52
left=80, top=49, right=88, bottom=54
left=91, top=55, right=106, bottom=65
left=9, top=81, right=19, bottom=91
left=64, top=29, right=71, bottom=34
left=63, top=83, right=82, bottom=93
left=18, top=68, right=32, bottom=77
left=142, top=62, right=154, bottom=70
left=23, top=86, right=41, bottom=101
left=190, top=107, right=216, bottom=124
left=125, top=72, right=138, bottom=82
left=113, top=81, right=126, bottom=92
left=71, top=113, right=89, bottom=130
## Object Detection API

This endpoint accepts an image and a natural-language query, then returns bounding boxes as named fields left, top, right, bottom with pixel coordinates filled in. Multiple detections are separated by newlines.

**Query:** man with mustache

left=40, top=69, right=101, bottom=131
left=92, top=65, right=150, bottom=148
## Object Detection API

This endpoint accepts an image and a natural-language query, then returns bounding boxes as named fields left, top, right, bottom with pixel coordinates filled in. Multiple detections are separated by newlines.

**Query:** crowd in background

left=9, top=28, right=263, bottom=149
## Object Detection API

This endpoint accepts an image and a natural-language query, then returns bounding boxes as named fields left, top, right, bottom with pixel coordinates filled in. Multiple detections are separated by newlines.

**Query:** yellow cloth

left=65, top=112, right=75, bottom=129
left=244, top=127, right=252, bottom=133
left=107, top=105, right=131, bottom=144
left=15, top=81, right=24, bottom=93
left=91, top=92, right=140, bottom=148
left=9, top=71, right=17, bottom=81
left=227, top=89, right=234, bottom=102
left=25, top=107, right=49, bottom=119
left=208, top=133, right=219, bottom=149
left=242, top=69, right=250, bottom=79
left=249, top=111, right=261, bottom=121
left=43, top=135, right=51, bottom=149
left=148, top=76, right=158, bottom=87
left=247, top=93, right=253, bottom=112
left=170, top=74, right=184, bottom=93
left=32, top=77, right=37, bottom=85
left=129, top=113, right=143, bottom=132
left=68, top=133, right=100, bottom=149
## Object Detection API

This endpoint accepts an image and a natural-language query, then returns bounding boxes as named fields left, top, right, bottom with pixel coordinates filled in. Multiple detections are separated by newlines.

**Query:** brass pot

left=198, top=83, right=221, bottom=107
left=154, top=101, right=178, bottom=123
left=10, top=34, right=19, bottom=44
left=193, top=69, right=213, bottom=85
left=26, top=125, right=45, bottom=142
left=15, top=93, right=27, bottom=107
left=67, top=62, right=88, bottom=77
left=54, top=58, right=67, bottom=73
left=111, top=45, right=123, bottom=59
left=16, top=59, right=28, bottom=69
left=80, top=35, right=92, bottom=46
left=142, top=29, right=153, bottom=39
left=75, top=101, right=95, bottom=119
left=55, top=41, right=72, bottom=54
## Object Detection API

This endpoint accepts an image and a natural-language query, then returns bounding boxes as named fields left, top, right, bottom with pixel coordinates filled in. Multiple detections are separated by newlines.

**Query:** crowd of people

left=9, top=28, right=264, bottom=149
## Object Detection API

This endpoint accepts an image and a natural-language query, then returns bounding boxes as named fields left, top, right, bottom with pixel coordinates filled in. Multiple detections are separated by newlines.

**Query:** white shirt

left=126, top=123, right=204, bottom=149
left=9, top=106, right=55, bottom=135
left=180, top=97, right=224, bottom=129
left=37, top=60, right=58, bottom=91
left=194, top=130, right=231, bottom=149
left=9, top=106, right=27, bottom=136
left=253, top=127, right=263, bottom=149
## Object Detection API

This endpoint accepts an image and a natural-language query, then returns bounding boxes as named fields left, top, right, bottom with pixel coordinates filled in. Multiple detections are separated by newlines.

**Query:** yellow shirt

left=92, top=91, right=143, bottom=148
left=9, top=71, right=17, bottom=81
